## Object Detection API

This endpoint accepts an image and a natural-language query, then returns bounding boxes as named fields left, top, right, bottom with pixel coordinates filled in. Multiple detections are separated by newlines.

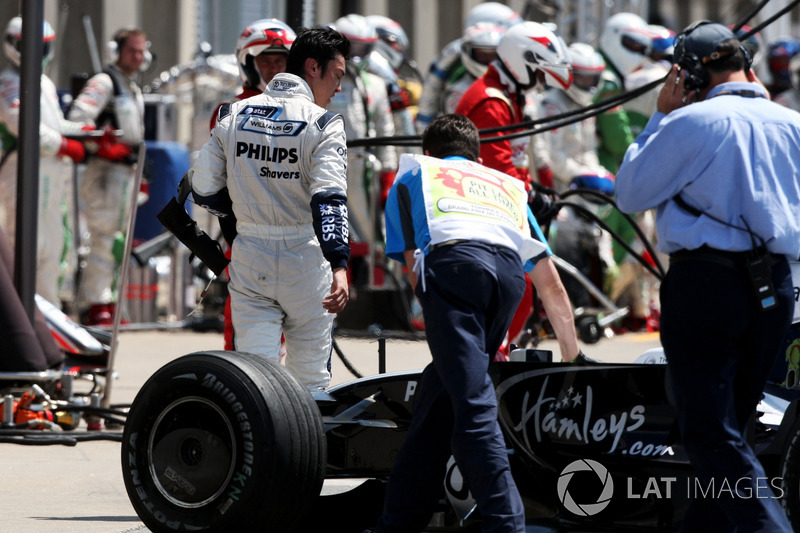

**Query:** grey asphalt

left=0, top=327, right=662, bottom=533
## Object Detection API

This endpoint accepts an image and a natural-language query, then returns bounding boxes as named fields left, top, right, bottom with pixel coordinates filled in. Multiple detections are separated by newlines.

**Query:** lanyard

left=710, top=89, right=765, bottom=99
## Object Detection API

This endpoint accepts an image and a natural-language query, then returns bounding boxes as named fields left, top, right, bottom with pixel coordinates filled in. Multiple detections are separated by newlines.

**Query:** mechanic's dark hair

left=704, top=38, right=749, bottom=73
left=286, top=26, right=350, bottom=78
left=422, top=114, right=481, bottom=162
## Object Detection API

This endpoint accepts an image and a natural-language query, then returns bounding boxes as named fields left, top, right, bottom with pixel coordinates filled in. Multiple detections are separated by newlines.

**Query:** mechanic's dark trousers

left=660, top=250, right=793, bottom=533
left=377, top=242, right=526, bottom=533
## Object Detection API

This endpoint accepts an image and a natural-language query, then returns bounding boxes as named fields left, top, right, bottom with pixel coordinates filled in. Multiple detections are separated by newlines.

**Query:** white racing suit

left=539, top=88, right=604, bottom=191
left=442, top=70, right=477, bottom=116
left=192, top=72, right=350, bottom=391
left=327, top=60, right=396, bottom=246
left=68, top=64, right=144, bottom=311
left=367, top=51, right=417, bottom=144
left=539, top=88, right=614, bottom=308
left=0, top=69, right=86, bottom=304
left=415, top=38, right=462, bottom=134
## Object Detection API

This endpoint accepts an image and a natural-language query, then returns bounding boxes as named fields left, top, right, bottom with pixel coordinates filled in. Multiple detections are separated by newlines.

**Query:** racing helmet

left=768, top=38, right=800, bottom=92
left=333, top=14, right=378, bottom=61
left=599, top=12, right=653, bottom=76
left=496, top=21, right=572, bottom=91
left=236, top=19, right=296, bottom=91
left=465, top=2, right=524, bottom=31
left=565, top=42, right=605, bottom=106
left=366, top=15, right=408, bottom=71
left=4, top=16, right=56, bottom=69
left=649, top=24, right=676, bottom=62
left=460, top=23, right=505, bottom=78
left=569, top=169, right=615, bottom=203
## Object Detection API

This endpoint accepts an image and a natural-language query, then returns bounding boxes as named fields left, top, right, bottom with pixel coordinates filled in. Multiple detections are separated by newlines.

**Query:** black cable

left=737, top=0, right=800, bottom=39
left=348, top=0, right=800, bottom=150
left=559, top=189, right=666, bottom=278
left=731, top=0, right=772, bottom=34
left=347, top=74, right=666, bottom=148
left=555, top=199, right=663, bottom=280
left=333, top=337, right=363, bottom=379
left=477, top=82, right=662, bottom=144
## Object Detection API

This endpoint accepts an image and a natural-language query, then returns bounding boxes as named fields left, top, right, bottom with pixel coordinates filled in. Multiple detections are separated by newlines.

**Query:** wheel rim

left=148, top=396, right=236, bottom=508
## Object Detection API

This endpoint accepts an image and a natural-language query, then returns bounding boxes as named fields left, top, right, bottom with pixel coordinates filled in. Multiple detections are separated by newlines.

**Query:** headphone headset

left=675, top=20, right=752, bottom=91
left=105, top=28, right=129, bottom=65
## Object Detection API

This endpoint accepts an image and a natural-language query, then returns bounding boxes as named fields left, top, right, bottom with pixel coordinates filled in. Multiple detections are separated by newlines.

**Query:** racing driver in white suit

left=191, top=27, right=351, bottom=391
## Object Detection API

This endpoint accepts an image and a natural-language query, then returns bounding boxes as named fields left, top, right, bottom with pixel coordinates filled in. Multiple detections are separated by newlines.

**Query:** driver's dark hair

left=286, top=26, right=350, bottom=78
left=422, top=114, right=481, bottom=162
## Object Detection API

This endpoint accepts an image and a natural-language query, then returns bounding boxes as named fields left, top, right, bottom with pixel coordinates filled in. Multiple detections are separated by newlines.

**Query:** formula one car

left=120, top=326, right=800, bottom=532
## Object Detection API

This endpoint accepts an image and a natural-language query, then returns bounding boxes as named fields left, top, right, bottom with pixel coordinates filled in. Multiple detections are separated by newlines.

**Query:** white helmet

left=565, top=42, right=605, bottom=105
left=599, top=12, right=653, bottom=76
left=333, top=14, right=377, bottom=61
left=649, top=24, right=676, bottom=61
left=465, top=2, right=524, bottom=31
left=460, top=23, right=505, bottom=78
left=4, top=16, right=56, bottom=69
left=236, top=19, right=295, bottom=90
left=496, top=21, right=572, bottom=90
left=366, top=15, right=408, bottom=71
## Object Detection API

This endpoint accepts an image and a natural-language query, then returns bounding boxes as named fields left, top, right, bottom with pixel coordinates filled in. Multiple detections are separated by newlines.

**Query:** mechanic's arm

left=616, top=66, right=706, bottom=214
left=402, top=250, right=418, bottom=292
left=529, top=257, right=580, bottom=362
left=67, top=72, right=113, bottom=124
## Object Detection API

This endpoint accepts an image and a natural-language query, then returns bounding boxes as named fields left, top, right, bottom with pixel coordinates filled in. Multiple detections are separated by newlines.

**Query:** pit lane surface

left=0, top=328, right=660, bottom=533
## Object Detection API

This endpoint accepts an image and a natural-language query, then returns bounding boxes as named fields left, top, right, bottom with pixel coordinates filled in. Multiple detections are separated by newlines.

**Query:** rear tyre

left=121, top=350, right=325, bottom=532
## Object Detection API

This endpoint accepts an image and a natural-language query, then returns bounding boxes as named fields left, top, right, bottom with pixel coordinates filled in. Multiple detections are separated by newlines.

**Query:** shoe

left=83, top=304, right=113, bottom=326
left=570, top=351, right=598, bottom=365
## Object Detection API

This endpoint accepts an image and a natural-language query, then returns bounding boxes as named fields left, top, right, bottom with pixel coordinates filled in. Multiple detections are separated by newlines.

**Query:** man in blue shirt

left=377, top=113, right=557, bottom=532
left=616, top=22, right=800, bottom=533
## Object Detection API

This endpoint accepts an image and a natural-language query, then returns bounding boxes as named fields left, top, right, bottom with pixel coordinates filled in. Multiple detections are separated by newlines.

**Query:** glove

left=388, top=85, right=411, bottom=111
left=379, top=170, right=396, bottom=207
left=97, top=139, right=134, bottom=163
left=536, top=164, right=554, bottom=189
left=87, top=126, right=134, bottom=163
left=528, top=190, right=558, bottom=224
left=58, top=137, right=85, bottom=164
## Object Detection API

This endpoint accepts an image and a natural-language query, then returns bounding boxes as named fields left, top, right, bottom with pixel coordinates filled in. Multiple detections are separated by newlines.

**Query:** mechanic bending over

left=377, top=114, right=592, bottom=533
left=616, top=22, right=800, bottom=533
left=191, top=26, right=351, bottom=391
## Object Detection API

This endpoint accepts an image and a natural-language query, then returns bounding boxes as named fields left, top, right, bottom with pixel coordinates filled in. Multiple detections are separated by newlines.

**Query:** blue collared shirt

left=615, top=81, right=800, bottom=260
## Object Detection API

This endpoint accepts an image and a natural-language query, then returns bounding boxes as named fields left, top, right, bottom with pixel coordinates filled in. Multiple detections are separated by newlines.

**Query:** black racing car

left=120, top=333, right=800, bottom=532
